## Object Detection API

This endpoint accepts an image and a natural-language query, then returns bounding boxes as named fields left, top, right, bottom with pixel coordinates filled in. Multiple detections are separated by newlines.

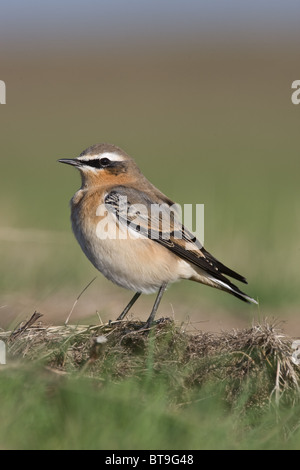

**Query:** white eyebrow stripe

left=100, top=152, right=125, bottom=162
left=78, top=152, right=125, bottom=162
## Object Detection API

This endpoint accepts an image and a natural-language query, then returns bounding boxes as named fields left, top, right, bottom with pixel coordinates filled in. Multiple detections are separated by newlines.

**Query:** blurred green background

left=0, top=2, right=299, bottom=332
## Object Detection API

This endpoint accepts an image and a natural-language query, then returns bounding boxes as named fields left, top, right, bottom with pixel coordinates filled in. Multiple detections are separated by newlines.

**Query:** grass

left=1, top=316, right=300, bottom=449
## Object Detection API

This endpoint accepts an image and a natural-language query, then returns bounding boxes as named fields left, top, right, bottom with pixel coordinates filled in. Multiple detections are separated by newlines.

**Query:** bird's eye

left=100, top=158, right=111, bottom=166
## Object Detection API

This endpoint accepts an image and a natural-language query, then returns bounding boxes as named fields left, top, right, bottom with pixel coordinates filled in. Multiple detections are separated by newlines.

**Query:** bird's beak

left=58, top=158, right=81, bottom=167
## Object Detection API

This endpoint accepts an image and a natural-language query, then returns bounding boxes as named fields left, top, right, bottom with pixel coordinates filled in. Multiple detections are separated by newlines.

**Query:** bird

left=59, top=143, right=257, bottom=328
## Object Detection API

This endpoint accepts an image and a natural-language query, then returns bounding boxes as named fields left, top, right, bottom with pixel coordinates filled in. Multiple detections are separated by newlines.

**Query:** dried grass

left=1, top=313, right=299, bottom=410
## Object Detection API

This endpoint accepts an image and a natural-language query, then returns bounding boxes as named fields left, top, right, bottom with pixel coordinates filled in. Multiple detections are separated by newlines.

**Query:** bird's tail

left=209, top=276, right=258, bottom=305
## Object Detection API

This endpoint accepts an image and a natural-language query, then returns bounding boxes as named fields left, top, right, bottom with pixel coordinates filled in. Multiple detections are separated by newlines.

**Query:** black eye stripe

left=78, top=158, right=127, bottom=174
left=80, top=158, right=111, bottom=169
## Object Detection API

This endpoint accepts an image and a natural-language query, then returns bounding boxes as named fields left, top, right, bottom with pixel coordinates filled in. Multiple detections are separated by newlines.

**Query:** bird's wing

left=104, top=185, right=248, bottom=288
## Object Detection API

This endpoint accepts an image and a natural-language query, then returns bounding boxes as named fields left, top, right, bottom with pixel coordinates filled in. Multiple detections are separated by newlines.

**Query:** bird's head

left=58, top=143, right=142, bottom=187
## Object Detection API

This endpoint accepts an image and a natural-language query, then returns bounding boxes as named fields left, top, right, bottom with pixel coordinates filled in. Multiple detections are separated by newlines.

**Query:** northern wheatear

left=59, top=143, right=257, bottom=327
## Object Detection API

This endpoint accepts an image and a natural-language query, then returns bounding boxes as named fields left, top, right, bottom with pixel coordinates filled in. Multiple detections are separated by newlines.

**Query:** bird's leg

left=116, top=292, right=141, bottom=321
left=143, top=282, right=168, bottom=329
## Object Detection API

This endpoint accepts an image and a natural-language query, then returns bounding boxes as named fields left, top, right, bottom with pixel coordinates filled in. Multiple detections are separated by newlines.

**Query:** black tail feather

left=201, top=247, right=248, bottom=284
